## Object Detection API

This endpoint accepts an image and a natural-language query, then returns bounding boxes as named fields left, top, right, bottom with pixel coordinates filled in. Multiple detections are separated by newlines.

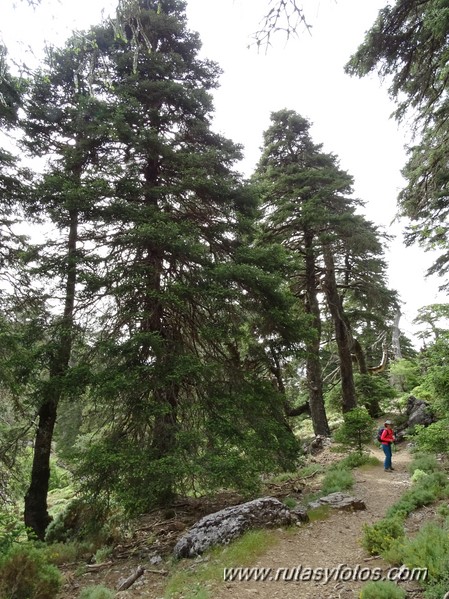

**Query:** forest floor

left=58, top=442, right=439, bottom=599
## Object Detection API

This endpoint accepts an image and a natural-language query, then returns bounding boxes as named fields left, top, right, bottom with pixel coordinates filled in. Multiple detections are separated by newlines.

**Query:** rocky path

left=212, top=445, right=413, bottom=599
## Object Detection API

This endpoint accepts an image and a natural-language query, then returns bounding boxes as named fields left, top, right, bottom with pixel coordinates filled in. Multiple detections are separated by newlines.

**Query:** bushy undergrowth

left=407, top=453, right=440, bottom=475
left=359, top=580, right=406, bottom=599
left=79, top=586, right=114, bottom=599
left=0, top=511, right=29, bottom=553
left=411, top=421, right=449, bottom=454
left=387, top=471, right=449, bottom=520
left=362, top=516, right=405, bottom=555
left=0, top=543, right=62, bottom=599
left=363, top=446, right=449, bottom=598
left=336, top=452, right=380, bottom=470
left=321, top=467, right=354, bottom=494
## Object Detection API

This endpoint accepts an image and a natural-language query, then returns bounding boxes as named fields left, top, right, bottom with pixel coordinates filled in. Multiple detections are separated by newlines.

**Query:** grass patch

left=165, top=529, right=280, bottom=599
left=321, top=467, right=354, bottom=494
left=297, top=464, right=324, bottom=478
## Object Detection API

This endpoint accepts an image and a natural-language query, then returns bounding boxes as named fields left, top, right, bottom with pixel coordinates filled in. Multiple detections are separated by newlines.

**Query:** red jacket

left=380, top=427, right=395, bottom=445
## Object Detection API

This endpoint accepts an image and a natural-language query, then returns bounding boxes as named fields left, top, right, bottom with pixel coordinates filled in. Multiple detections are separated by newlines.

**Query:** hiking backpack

left=376, top=427, right=385, bottom=442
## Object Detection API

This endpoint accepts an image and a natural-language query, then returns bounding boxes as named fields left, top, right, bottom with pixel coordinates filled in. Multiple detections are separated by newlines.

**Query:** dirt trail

left=212, top=445, right=413, bottom=599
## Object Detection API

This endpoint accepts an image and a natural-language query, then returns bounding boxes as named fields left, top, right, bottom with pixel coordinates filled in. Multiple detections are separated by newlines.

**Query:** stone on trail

left=307, top=492, right=366, bottom=511
left=173, top=497, right=298, bottom=558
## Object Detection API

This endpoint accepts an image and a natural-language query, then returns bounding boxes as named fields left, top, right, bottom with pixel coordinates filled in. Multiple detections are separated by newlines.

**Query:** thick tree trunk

left=24, top=397, right=57, bottom=538
left=304, top=230, right=330, bottom=436
left=322, top=246, right=356, bottom=413
left=24, top=208, right=78, bottom=540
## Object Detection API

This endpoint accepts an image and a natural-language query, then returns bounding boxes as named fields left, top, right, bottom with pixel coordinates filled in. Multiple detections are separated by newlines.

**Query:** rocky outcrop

left=406, top=395, right=436, bottom=428
left=395, top=396, right=437, bottom=442
left=307, top=492, right=366, bottom=512
left=173, top=497, right=298, bottom=558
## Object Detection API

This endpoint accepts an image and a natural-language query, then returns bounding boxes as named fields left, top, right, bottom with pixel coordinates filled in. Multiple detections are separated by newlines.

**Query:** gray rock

left=290, top=505, right=309, bottom=523
left=308, top=492, right=366, bottom=512
left=173, top=497, right=296, bottom=558
left=406, top=396, right=436, bottom=427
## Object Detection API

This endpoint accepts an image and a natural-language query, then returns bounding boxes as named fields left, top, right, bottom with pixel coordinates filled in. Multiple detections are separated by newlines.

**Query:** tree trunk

left=24, top=207, right=78, bottom=540
left=304, top=230, right=330, bottom=436
left=352, top=338, right=368, bottom=374
left=391, top=311, right=402, bottom=360
left=322, top=246, right=356, bottom=413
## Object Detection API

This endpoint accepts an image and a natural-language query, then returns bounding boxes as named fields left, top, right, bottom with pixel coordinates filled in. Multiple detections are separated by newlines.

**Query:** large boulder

left=173, top=497, right=297, bottom=558
left=406, top=396, right=436, bottom=428
left=308, top=492, right=366, bottom=512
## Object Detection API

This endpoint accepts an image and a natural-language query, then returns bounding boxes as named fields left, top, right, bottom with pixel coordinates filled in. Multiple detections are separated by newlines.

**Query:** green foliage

left=388, top=522, right=449, bottom=582
left=388, top=359, right=421, bottom=393
left=48, top=458, right=72, bottom=491
left=362, top=517, right=405, bottom=555
left=282, top=497, right=297, bottom=509
left=0, top=543, right=62, bottom=599
left=386, top=471, right=449, bottom=520
left=297, top=464, right=324, bottom=478
left=45, top=498, right=118, bottom=546
left=423, top=573, right=449, bottom=599
left=321, top=467, right=354, bottom=494
left=334, top=407, right=375, bottom=452
left=359, top=580, right=406, bottom=599
left=408, top=454, right=441, bottom=475
left=94, top=546, right=112, bottom=564
left=354, top=374, right=398, bottom=415
left=79, top=586, right=114, bottom=599
left=347, top=2, right=449, bottom=285
left=412, top=420, right=449, bottom=454
left=336, top=452, right=380, bottom=470
left=44, top=541, right=91, bottom=565
left=0, top=511, right=29, bottom=553
left=411, top=469, right=428, bottom=484
left=166, top=529, right=279, bottom=598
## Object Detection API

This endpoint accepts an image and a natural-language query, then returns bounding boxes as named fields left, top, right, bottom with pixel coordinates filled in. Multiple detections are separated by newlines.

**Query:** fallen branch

left=147, top=568, right=168, bottom=576
left=86, top=561, right=113, bottom=571
left=116, top=565, right=145, bottom=591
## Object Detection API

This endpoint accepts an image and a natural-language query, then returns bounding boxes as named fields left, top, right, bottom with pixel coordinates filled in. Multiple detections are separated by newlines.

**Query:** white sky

left=2, top=0, right=447, bottom=343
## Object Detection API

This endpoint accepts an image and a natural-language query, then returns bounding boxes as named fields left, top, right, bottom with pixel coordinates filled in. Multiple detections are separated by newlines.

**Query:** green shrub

left=423, top=573, right=449, bottom=598
left=321, top=467, right=354, bottom=494
left=387, top=471, right=449, bottom=520
left=297, top=464, right=324, bottom=478
left=94, top=546, right=112, bottom=564
left=408, top=454, right=440, bottom=475
left=362, top=517, right=405, bottom=555
left=413, top=420, right=449, bottom=454
left=0, top=543, right=62, bottom=599
left=411, top=468, right=428, bottom=484
left=79, top=586, right=114, bottom=599
left=334, top=407, right=375, bottom=452
left=282, top=497, right=297, bottom=509
left=48, top=459, right=72, bottom=491
left=0, top=511, right=29, bottom=553
left=334, top=452, right=380, bottom=470
left=45, top=497, right=117, bottom=546
left=393, top=522, right=449, bottom=582
left=359, top=580, right=406, bottom=599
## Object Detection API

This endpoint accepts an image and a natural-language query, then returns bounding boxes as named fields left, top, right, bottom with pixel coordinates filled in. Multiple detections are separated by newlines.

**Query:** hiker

left=380, top=420, right=395, bottom=472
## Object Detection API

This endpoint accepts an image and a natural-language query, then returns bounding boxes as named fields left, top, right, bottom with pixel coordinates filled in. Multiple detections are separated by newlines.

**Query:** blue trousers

left=382, top=443, right=392, bottom=470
